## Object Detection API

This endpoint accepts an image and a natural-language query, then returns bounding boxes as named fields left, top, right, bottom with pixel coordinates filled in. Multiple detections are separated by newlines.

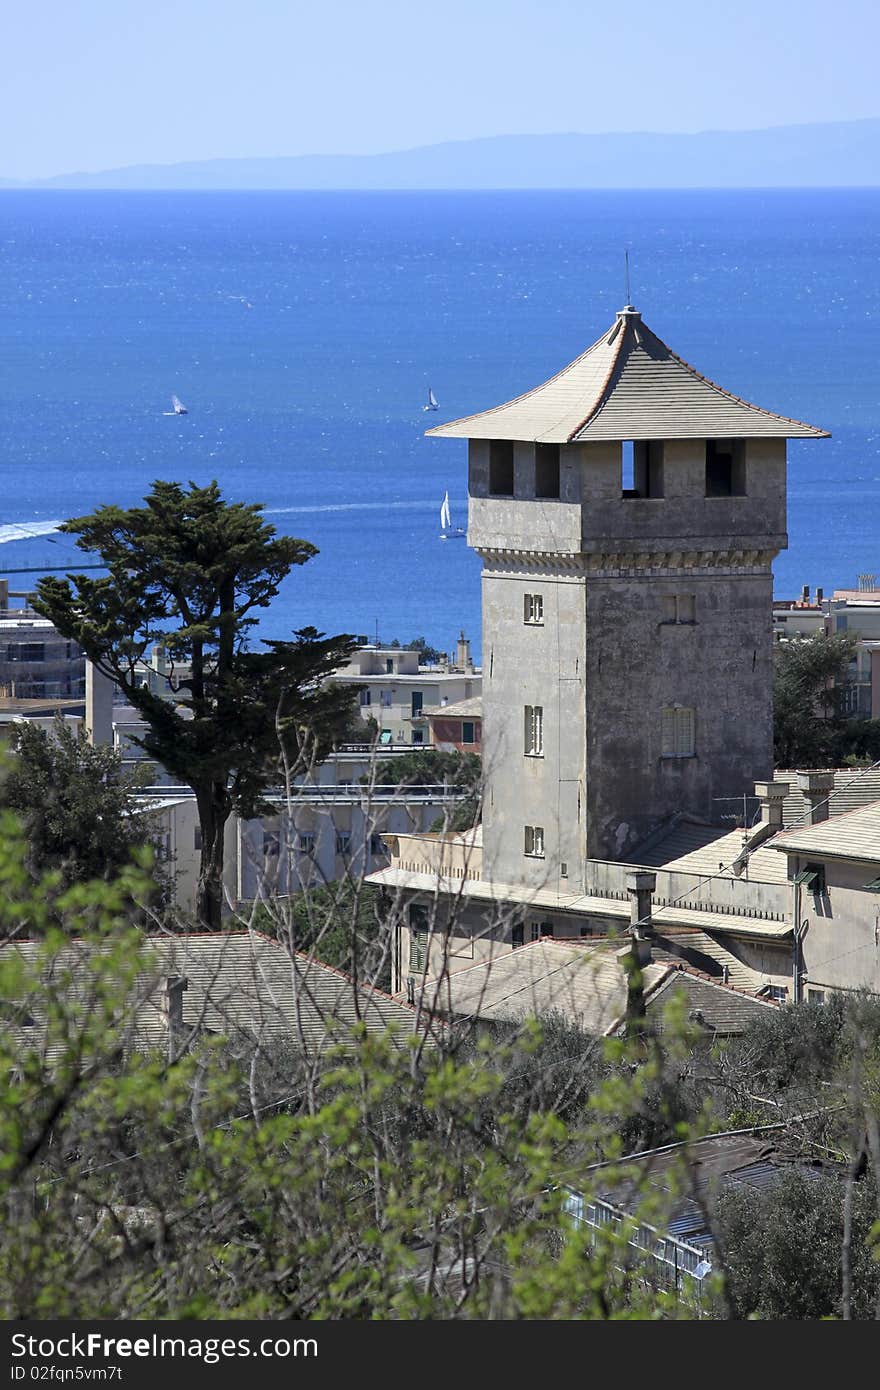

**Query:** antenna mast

left=624, top=249, right=632, bottom=307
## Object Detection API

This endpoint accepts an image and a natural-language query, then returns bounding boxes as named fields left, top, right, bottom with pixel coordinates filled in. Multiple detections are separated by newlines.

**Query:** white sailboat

left=423, top=387, right=439, bottom=412
left=439, top=490, right=465, bottom=540
left=171, top=394, right=188, bottom=415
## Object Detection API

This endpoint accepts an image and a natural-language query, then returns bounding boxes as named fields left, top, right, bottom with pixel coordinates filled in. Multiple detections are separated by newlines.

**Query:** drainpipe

left=792, top=871, right=808, bottom=1004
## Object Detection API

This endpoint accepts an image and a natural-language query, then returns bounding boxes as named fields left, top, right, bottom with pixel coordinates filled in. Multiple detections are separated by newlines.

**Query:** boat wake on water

left=265, top=500, right=435, bottom=516
left=0, top=520, right=63, bottom=545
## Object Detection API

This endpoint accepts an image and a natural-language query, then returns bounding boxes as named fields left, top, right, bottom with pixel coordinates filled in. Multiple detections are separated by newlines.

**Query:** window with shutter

left=524, top=704, right=544, bottom=756
left=524, top=825, right=545, bottom=857
left=661, top=706, right=695, bottom=757
left=524, top=593, right=544, bottom=624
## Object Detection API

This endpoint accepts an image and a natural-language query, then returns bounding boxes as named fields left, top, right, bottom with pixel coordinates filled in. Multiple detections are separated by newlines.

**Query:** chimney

left=626, top=870, right=656, bottom=955
left=618, top=872, right=656, bottom=1038
left=801, top=584, right=810, bottom=602
left=816, top=587, right=824, bottom=604
left=796, top=770, right=835, bottom=825
left=753, top=780, right=790, bottom=833
left=456, top=631, right=471, bottom=670
left=85, top=660, right=114, bottom=746
left=161, top=974, right=188, bottom=1052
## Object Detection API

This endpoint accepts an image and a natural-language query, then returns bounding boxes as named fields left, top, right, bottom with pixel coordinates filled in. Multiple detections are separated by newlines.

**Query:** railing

left=564, top=1192, right=711, bottom=1301
left=585, top=858, right=789, bottom=923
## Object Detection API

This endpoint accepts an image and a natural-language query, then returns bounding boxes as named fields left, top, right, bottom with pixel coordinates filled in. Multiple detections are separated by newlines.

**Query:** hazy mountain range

left=3, top=120, right=880, bottom=190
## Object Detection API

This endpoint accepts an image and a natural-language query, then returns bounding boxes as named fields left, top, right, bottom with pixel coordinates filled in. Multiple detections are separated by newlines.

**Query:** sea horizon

left=1, top=187, right=878, bottom=662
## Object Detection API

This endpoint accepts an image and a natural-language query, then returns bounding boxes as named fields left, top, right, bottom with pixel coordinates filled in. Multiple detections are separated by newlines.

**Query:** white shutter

left=661, top=707, right=675, bottom=756
left=674, top=707, right=695, bottom=756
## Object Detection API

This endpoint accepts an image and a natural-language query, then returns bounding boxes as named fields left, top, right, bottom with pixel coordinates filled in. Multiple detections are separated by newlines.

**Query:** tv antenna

left=624, top=249, right=632, bottom=307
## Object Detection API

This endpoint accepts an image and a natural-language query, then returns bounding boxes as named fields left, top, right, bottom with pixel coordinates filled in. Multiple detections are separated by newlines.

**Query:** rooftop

left=427, top=696, right=483, bottom=720
left=770, top=799, right=880, bottom=863
left=407, top=938, right=774, bottom=1036
left=427, top=306, right=829, bottom=444
left=2, top=932, right=434, bottom=1063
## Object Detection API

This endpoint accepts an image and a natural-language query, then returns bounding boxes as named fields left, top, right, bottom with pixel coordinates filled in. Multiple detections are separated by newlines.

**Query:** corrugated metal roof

left=770, top=799, right=880, bottom=863
left=427, top=308, right=829, bottom=444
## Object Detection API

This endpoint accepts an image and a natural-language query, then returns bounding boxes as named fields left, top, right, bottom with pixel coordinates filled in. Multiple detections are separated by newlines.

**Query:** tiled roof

left=1, top=933, right=431, bottom=1066
left=769, top=799, right=880, bottom=863
left=653, top=929, right=771, bottom=991
left=778, top=769, right=880, bottom=827
left=646, top=966, right=777, bottom=1035
left=427, top=307, right=829, bottom=444
left=410, top=938, right=668, bottom=1034
left=630, top=821, right=789, bottom=884
left=408, top=939, right=772, bottom=1036
left=427, top=696, right=483, bottom=720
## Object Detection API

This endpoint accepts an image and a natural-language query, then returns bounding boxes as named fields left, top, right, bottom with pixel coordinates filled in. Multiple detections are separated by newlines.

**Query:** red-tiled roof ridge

left=663, top=958, right=781, bottom=1005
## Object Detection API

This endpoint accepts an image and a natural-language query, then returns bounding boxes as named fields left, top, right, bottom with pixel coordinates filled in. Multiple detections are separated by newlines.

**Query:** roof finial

left=624, top=248, right=631, bottom=308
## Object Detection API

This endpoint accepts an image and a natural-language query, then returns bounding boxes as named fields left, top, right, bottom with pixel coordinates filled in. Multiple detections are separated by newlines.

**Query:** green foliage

left=0, top=814, right=715, bottom=1320
left=240, top=880, right=392, bottom=990
left=715, top=1170, right=880, bottom=1319
left=0, top=720, right=154, bottom=892
left=773, top=631, right=857, bottom=767
left=362, top=748, right=482, bottom=832
left=34, top=480, right=358, bottom=927
left=384, top=636, right=446, bottom=663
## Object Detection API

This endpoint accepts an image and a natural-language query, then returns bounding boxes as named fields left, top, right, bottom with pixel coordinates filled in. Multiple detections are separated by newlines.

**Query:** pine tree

left=36, top=481, right=357, bottom=927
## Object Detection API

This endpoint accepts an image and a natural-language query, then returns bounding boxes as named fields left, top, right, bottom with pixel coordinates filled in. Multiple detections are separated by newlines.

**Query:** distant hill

left=8, top=121, right=880, bottom=190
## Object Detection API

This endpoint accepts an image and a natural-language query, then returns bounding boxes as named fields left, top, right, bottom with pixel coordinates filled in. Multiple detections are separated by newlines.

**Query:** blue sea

left=1, top=188, right=879, bottom=662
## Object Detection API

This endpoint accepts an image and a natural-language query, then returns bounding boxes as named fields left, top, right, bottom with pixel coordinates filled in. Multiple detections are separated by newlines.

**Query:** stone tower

left=427, top=304, right=828, bottom=891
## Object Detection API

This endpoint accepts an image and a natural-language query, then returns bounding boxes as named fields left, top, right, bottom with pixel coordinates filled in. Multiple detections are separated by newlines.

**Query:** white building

left=327, top=638, right=481, bottom=746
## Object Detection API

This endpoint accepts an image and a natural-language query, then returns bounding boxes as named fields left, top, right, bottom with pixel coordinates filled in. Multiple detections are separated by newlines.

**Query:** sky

left=4, top=0, right=880, bottom=180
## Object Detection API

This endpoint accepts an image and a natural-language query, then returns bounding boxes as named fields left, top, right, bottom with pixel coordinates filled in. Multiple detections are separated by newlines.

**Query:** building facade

left=427, top=303, right=828, bottom=885
left=327, top=641, right=481, bottom=746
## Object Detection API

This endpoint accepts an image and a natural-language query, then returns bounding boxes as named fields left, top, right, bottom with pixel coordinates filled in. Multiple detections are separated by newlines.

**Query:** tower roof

left=426, top=307, right=829, bottom=444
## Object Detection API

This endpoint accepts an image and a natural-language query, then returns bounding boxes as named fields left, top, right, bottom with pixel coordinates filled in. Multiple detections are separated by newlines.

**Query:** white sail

left=440, top=491, right=451, bottom=531
left=171, top=394, right=188, bottom=414
left=428, top=388, right=438, bottom=408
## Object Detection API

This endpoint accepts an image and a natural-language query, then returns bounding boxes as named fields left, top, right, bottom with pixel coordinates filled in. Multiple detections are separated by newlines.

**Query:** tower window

left=535, top=443, right=560, bottom=499
left=621, top=440, right=636, bottom=496
left=489, top=440, right=514, bottom=496
left=524, top=593, right=544, bottom=624
left=661, top=594, right=696, bottom=624
left=634, top=440, right=665, bottom=498
left=524, top=825, right=545, bottom=857
left=705, top=439, right=746, bottom=497
left=524, top=704, right=544, bottom=756
left=661, top=706, right=695, bottom=758
left=461, top=721, right=476, bottom=744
